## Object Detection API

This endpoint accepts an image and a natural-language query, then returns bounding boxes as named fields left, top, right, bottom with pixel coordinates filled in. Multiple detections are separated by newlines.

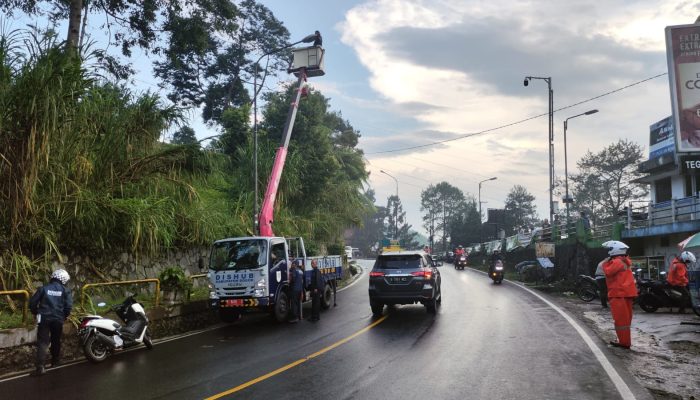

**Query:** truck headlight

left=254, top=277, right=267, bottom=297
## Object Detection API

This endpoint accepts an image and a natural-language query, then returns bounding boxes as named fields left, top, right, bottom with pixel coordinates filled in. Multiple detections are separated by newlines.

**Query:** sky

left=8, top=0, right=700, bottom=238
left=255, top=0, right=699, bottom=237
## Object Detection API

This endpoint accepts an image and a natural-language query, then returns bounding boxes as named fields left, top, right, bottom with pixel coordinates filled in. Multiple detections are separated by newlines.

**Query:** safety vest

left=603, top=256, right=637, bottom=298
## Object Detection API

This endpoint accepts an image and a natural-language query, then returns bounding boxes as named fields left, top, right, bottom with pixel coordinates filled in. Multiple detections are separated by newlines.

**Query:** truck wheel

left=219, top=309, right=241, bottom=323
left=274, top=291, right=289, bottom=322
left=320, top=284, right=332, bottom=310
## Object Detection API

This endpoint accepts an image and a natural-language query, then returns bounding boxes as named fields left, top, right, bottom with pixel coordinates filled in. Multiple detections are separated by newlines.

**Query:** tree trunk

left=67, top=0, right=83, bottom=50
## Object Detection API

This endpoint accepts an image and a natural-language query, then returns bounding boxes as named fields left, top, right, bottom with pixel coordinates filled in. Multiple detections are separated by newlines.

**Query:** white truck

left=205, top=236, right=341, bottom=322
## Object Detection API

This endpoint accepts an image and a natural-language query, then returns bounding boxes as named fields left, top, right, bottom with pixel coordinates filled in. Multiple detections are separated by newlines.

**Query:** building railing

left=624, top=196, right=700, bottom=230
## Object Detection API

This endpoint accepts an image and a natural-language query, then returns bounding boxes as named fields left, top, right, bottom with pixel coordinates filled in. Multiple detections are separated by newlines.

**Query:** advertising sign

left=666, top=23, right=700, bottom=152
left=649, top=116, right=676, bottom=159
left=535, top=242, right=555, bottom=258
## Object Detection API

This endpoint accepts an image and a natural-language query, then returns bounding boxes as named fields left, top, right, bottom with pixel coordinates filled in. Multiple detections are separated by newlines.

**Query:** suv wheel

left=370, top=300, right=384, bottom=316
left=426, top=296, right=437, bottom=314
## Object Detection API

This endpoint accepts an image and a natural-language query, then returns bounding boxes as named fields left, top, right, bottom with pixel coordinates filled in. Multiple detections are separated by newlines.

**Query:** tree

left=172, top=126, right=198, bottom=145
left=570, top=139, right=648, bottom=224
left=503, top=185, right=538, bottom=235
left=448, top=196, right=481, bottom=247
left=384, top=195, right=418, bottom=248
left=421, top=182, right=467, bottom=252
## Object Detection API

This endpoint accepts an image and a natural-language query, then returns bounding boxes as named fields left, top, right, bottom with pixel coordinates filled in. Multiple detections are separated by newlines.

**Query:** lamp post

left=478, top=177, right=497, bottom=245
left=252, top=32, right=318, bottom=234
left=380, top=170, right=399, bottom=240
left=524, top=76, right=554, bottom=224
left=563, top=109, right=598, bottom=228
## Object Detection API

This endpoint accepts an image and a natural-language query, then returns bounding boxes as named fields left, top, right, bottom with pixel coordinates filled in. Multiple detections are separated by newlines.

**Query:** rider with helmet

left=668, top=250, right=694, bottom=313
left=601, top=241, right=637, bottom=349
left=29, top=269, right=73, bottom=376
left=489, top=250, right=503, bottom=276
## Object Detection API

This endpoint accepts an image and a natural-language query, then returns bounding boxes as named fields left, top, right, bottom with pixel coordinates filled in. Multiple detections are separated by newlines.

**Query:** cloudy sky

left=256, top=0, right=699, bottom=237
left=12, top=1, right=697, bottom=238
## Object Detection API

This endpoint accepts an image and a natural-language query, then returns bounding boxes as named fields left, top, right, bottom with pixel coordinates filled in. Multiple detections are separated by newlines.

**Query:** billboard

left=666, top=23, right=700, bottom=152
left=649, top=116, right=675, bottom=159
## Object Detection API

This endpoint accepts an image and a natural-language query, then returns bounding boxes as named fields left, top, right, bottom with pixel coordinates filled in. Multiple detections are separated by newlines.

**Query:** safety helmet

left=680, top=251, right=697, bottom=263
left=458, top=245, right=463, bottom=248
left=602, top=240, right=629, bottom=256
left=51, top=269, right=70, bottom=285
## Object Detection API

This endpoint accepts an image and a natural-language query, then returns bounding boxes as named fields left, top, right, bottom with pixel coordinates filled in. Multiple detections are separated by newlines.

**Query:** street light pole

left=563, top=109, right=599, bottom=229
left=524, top=76, right=554, bottom=224
left=478, top=177, right=497, bottom=246
left=252, top=33, right=318, bottom=234
left=380, top=170, right=399, bottom=240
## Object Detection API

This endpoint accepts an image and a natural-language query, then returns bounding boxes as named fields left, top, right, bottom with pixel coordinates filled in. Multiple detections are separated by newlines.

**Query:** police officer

left=29, top=269, right=73, bottom=375
left=309, top=259, right=324, bottom=322
left=602, top=241, right=637, bottom=349
left=289, top=260, right=304, bottom=323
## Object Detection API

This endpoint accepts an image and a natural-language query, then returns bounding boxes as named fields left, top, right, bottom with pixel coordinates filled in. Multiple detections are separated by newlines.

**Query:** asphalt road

left=2, top=260, right=652, bottom=400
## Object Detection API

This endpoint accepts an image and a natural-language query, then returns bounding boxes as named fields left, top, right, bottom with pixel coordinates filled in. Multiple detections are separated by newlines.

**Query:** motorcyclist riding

left=668, top=250, right=694, bottom=313
left=489, top=250, right=503, bottom=275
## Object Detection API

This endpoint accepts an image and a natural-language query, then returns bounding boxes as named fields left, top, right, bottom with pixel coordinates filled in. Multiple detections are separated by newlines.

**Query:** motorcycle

left=637, top=272, right=700, bottom=316
left=78, top=295, right=154, bottom=363
left=576, top=275, right=598, bottom=302
left=490, top=260, right=504, bottom=284
left=454, top=255, right=468, bottom=270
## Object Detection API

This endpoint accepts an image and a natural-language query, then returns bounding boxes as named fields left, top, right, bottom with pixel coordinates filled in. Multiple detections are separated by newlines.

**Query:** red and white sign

left=666, top=23, right=700, bottom=152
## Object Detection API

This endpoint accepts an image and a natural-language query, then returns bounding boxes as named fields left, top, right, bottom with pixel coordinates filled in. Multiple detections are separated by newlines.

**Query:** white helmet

left=51, top=269, right=70, bottom=285
left=602, top=240, right=629, bottom=256
left=680, top=251, right=697, bottom=263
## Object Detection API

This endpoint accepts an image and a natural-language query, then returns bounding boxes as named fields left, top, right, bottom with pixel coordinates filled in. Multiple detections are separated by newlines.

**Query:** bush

left=159, top=266, right=192, bottom=292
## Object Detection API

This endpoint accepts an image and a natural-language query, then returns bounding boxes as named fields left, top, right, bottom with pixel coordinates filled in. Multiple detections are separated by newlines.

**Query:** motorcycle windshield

left=210, top=239, right=268, bottom=271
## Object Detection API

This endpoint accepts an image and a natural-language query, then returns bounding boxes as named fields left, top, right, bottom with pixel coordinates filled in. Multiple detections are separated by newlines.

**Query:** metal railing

left=624, top=196, right=700, bottom=229
left=81, top=278, right=160, bottom=309
left=186, top=273, right=209, bottom=300
left=0, top=290, right=30, bottom=323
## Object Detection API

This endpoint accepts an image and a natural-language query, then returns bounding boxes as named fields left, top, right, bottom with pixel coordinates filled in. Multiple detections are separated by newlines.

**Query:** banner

left=536, top=242, right=555, bottom=258
left=666, top=23, right=700, bottom=152
left=649, top=116, right=676, bottom=159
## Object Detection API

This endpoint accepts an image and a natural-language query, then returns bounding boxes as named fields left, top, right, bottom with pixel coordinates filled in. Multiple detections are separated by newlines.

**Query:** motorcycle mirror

left=97, top=302, right=107, bottom=307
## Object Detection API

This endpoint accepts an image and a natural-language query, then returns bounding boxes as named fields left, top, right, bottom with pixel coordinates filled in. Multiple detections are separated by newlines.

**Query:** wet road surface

left=2, top=260, right=652, bottom=399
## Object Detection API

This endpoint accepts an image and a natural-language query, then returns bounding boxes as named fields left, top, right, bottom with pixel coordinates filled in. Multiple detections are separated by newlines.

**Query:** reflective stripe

left=614, top=325, right=630, bottom=331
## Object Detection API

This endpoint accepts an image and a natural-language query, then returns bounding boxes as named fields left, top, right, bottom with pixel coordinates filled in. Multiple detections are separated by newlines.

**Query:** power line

left=366, top=72, right=668, bottom=155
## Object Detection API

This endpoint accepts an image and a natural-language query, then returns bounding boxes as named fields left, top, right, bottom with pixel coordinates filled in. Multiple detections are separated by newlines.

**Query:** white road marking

left=468, top=267, right=637, bottom=400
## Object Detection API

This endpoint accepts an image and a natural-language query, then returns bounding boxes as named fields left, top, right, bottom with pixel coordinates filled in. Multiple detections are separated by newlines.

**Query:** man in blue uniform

left=29, top=269, right=73, bottom=376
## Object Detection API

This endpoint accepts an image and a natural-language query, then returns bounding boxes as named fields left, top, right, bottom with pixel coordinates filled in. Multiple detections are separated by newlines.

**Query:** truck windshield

left=209, top=239, right=267, bottom=271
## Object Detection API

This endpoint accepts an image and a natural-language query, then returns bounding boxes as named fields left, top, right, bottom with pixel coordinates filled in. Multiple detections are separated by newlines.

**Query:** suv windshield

left=209, top=239, right=267, bottom=271
left=375, top=255, right=422, bottom=269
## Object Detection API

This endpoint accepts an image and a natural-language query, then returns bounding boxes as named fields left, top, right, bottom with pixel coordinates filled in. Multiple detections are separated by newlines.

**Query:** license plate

left=390, top=276, right=409, bottom=283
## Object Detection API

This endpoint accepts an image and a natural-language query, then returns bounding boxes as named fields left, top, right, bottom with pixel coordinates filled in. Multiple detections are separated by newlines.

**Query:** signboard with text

left=666, top=23, right=700, bottom=152
left=649, top=116, right=676, bottom=159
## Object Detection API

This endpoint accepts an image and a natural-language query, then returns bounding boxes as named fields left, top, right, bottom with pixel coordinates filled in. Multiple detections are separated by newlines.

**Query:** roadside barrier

left=81, top=278, right=161, bottom=309
left=0, top=290, right=30, bottom=323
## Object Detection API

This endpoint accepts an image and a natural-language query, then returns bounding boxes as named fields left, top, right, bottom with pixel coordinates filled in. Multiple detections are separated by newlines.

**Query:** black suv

left=368, top=250, right=442, bottom=315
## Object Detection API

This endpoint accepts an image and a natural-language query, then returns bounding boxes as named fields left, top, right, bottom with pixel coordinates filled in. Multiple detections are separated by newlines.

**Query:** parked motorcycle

left=454, top=255, right=468, bottom=270
left=576, top=275, right=598, bottom=302
left=78, top=295, right=153, bottom=363
left=637, top=272, right=700, bottom=316
left=490, top=260, right=504, bottom=284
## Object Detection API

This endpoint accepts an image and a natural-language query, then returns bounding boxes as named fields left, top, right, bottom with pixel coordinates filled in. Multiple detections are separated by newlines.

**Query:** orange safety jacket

left=667, top=257, right=689, bottom=286
left=603, top=256, right=637, bottom=298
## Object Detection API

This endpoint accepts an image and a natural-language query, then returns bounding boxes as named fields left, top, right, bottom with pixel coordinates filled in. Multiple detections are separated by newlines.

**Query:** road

left=2, top=260, right=652, bottom=400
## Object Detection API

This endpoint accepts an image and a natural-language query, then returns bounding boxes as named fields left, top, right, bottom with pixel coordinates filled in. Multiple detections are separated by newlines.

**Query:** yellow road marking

left=204, top=315, right=388, bottom=400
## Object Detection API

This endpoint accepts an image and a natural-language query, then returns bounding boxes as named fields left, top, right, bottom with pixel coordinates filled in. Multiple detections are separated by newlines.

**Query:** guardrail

left=81, top=278, right=160, bottom=309
left=0, top=290, right=30, bottom=323
left=187, top=273, right=209, bottom=300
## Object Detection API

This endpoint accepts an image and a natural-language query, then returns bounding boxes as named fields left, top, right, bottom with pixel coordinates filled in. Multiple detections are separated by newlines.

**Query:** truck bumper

left=213, top=297, right=271, bottom=311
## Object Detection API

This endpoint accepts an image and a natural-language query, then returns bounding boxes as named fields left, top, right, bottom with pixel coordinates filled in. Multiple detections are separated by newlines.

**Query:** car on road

left=368, top=250, right=442, bottom=315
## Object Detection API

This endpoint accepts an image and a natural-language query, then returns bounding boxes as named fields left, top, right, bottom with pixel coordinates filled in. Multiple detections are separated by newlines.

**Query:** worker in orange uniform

left=667, top=251, right=694, bottom=313
left=602, top=241, right=637, bottom=349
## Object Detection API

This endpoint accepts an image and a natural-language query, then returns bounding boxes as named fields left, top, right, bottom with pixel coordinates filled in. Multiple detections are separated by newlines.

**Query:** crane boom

left=258, top=69, right=307, bottom=237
